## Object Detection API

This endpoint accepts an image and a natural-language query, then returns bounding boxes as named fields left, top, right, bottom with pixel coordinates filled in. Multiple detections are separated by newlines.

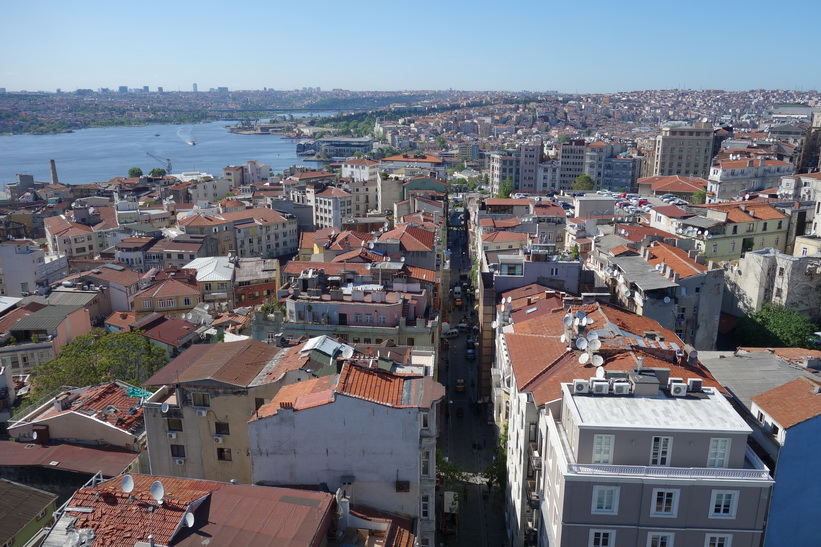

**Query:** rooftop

left=751, top=377, right=821, bottom=429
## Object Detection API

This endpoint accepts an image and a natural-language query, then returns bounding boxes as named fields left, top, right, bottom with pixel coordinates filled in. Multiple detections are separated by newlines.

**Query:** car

left=454, top=297, right=463, bottom=308
left=637, top=199, right=649, bottom=206
left=455, top=378, right=466, bottom=392
left=560, top=201, right=572, bottom=209
left=466, top=339, right=476, bottom=350
left=457, top=322, right=470, bottom=332
left=441, top=329, right=460, bottom=340
left=466, top=348, right=476, bottom=360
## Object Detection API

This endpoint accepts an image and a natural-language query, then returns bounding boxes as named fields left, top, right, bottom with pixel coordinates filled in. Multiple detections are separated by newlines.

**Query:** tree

left=435, top=135, right=448, bottom=150
left=692, top=189, right=707, bottom=204
left=481, top=424, right=508, bottom=491
left=128, top=167, right=143, bottom=178
left=30, top=329, right=168, bottom=399
left=497, top=177, right=514, bottom=198
left=436, top=450, right=468, bottom=488
left=572, top=174, right=596, bottom=191
left=148, top=168, right=166, bottom=178
left=735, top=303, right=819, bottom=349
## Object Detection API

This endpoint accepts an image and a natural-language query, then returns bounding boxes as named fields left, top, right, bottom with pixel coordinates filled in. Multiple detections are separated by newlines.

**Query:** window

left=217, top=447, right=232, bottom=461
left=421, top=494, right=430, bottom=518
left=378, top=314, right=386, bottom=325
left=192, top=393, right=210, bottom=407
left=707, top=438, right=730, bottom=468
left=648, top=533, right=674, bottom=547
left=183, top=297, right=192, bottom=306
left=762, top=222, right=768, bottom=231
left=421, top=450, right=431, bottom=476
left=650, top=436, right=672, bottom=466
left=705, top=535, right=732, bottom=547
left=651, top=489, right=679, bottom=517
left=591, top=486, right=620, bottom=514
left=709, top=490, right=738, bottom=519
left=166, top=418, right=183, bottom=432
left=592, top=434, right=614, bottom=464
left=421, top=411, right=430, bottom=429
left=170, top=444, right=186, bottom=458
left=355, top=313, right=362, bottom=323
left=589, top=530, right=615, bottom=547
left=731, top=225, right=737, bottom=235
left=215, top=422, right=230, bottom=435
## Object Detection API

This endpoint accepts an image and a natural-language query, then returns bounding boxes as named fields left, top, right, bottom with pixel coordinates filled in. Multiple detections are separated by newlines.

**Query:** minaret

left=49, top=159, right=59, bottom=184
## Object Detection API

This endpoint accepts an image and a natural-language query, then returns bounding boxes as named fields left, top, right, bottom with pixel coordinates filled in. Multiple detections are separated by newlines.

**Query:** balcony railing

left=526, top=480, right=540, bottom=509
left=565, top=462, right=771, bottom=481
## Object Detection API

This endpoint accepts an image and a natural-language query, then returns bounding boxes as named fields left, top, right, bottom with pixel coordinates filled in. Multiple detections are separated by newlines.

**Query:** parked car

left=455, top=378, right=466, bottom=392
left=454, top=297, right=463, bottom=308
left=466, top=348, right=476, bottom=360
left=466, top=339, right=476, bottom=351
left=441, top=329, right=460, bottom=340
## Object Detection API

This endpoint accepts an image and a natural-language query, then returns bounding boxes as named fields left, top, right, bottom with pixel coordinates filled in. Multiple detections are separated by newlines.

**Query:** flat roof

left=611, top=256, right=679, bottom=291
left=568, top=386, right=751, bottom=433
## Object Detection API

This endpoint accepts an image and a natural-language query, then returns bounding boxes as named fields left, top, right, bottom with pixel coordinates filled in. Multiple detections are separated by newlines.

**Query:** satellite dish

left=400, top=256, right=405, bottom=262
left=589, top=339, right=602, bottom=351
left=575, top=309, right=587, bottom=320
left=624, top=290, right=632, bottom=298
left=121, top=475, right=135, bottom=494
left=386, top=257, right=391, bottom=262
left=585, top=316, right=594, bottom=325
left=341, top=347, right=354, bottom=359
left=161, top=403, right=169, bottom=414
left=707, top=233, right=712, bottom=239
left=587, top=331, right=599, bottom=341
left=595, top=365, right=605, bottom=378
left=365, top=263, right=372, bottom=270
left=368, top=242, right=374, bottom=249
left=592, top=354, right=604, bottom=367
left=663, top=296, right=671, bottom=303
left=560, top=334, right=566, bottom=343
left=32, top=431, right=38, bottom=440
left=655, top=264, right=662, bottom=271
left=184, top=512, right=195, bottom=528
left=506, top=296, right=513, bottom=304
left=563, top=315, right=573, bottom=327
left=575, top=337, right=588, bottom=350
left=150, top=480, right=165, bottom=504
left=578, top=353, right=590, bottom=364
left=491, top=321, right=498, bottom=329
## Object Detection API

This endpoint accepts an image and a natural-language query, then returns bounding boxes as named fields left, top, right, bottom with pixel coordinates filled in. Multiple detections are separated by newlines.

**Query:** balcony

left=526, top=480, right=540, bottom=509
left=529, top=442, right=542, bottom=471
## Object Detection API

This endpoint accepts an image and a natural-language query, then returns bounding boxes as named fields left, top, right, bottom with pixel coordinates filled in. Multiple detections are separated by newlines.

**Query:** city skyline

left=4, top=0, right=821, bottom=94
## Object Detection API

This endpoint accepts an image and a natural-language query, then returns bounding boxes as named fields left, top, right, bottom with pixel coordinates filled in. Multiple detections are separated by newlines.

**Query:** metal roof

left=10, top=305, right=83, bottom=332
left=611, top=256, right=679, bottom=291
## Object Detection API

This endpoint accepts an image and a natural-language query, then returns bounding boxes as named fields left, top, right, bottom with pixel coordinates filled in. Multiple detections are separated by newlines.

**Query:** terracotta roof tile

left=337, top=363, right=406, bottom=406
left=751, top=377, right=821, bottom=429
left=645, top=241, right=706, bottom=279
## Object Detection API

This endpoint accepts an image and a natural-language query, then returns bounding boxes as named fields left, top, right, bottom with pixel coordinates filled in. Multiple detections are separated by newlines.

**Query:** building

left=178, top=208, right=298, bottom=259
left=44, top=215, right=98, bottom=259
left=558, top=140, right=586, bottom=190
left=341, top=158, right=380, bottom=182
left=249, top=361, right=444, bottom=546
left=0, top=479, right=58, bottom=547
left=314, top=186, right=353, bottom=229
left=519, top=141, right=542, bottom=193
left=490, top=151, right=521, bottom=196
left=653, top=122, right=714, bottom=178
left=182, top=256, right=236, bottom=307
left=188, top=177, right=233, bottom=203
left=707, top=158, right=794, bottom=203
left=0, top=240, right=68, bottom=297
left=380, top=154, right=446, bottom=181
left=637, top=175, right=708, bottom=200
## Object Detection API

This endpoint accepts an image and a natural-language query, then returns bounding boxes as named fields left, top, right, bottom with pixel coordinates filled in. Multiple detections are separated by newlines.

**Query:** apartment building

left=490, top=151, right=521, bottom=196
left=44, top=215, right=99, bottom=259
left=653, top=122, right=714, bottom=178
left=249, top=361, right=445, bottom=546
left=558, top=140, right=586, bottom=190
left=314, top=186, right=353, bottom=228
left=707, top=157, right=794, bottom=203
left=0, top=240, right=68, bottom=297
left=519, top=141, right=542, bottom=193
left=188, top=177, right=233, bottom=203
left=341, top=157, right=379, bottom=182
left=178, top=207, right=298, bottom=258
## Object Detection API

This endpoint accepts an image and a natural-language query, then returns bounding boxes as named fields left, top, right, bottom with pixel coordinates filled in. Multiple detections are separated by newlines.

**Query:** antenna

left=506, top=296, right=512, bottom=304
left=563, top=315, right=573, bottom=327
left=586, top=331, right=599, bottom=341
left=589, top=339, right=602, bottom=352
left=121, top=475, right=135, bottom=494
left=560, top=334, right=566, bottom=343
left=575, top=309, right=587, bottom=320
left=592, top=354, right=604, bottom=367
left=184, top=512, right=195, bottom=528
left=594, top=365, right=605, bottom=378
left=578, top=353, right=589, bottom=364
left=161, top=403, right=169, bottom=414
left=150, top=480, right=165, bottom=505
left=575, top=337, right=588, bottom=350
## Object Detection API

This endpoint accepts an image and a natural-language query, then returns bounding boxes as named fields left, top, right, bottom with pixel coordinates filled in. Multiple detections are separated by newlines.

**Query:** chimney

left=49, top=159, right=59, bottom=184
left=636, top=355, right=644, bottom=372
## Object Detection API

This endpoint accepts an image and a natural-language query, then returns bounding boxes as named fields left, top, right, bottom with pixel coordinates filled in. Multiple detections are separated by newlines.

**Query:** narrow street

left=437, top=206, right=507, bottom=547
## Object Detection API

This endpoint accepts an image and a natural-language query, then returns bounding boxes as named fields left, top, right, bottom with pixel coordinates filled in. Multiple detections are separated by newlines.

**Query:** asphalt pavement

left=437, top=218, right=507, bottom=547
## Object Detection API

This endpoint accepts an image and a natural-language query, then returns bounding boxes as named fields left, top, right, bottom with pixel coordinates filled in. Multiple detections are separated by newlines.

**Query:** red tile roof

left=638, top=175, right=708, bottom=193
left=699, top=201, right=786, bottom=222
left=36, top=382, right=145, bottom=432
left=645, top=241, right=706, bottom=279
left=337, top=363, right=406, bottom=406
left=379, top=224, right=435, bottom=251
left=482, top=231, right=528, bottom=243
left=751, top=377, right=821, bottom=429
left=652, top=205, right=692, bottom=218
left=381, top=154, right=443, bottom=164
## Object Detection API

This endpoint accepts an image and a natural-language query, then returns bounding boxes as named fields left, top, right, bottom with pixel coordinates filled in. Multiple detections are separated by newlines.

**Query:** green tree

left=128, top=167, right=143, bottom=178
left=497, top=177, right=514, bottom=198
left=692, top=189, right=707, bottom=204
left=30, top=329, right=168, bottom=399
left=437, top=450, right=468, bottom=488
left=436, top=135, right=448, bottom=150
left=148, top=168, right=166, bottom=178
left=481, top=424, right=508, bottom=491
left=735, top=303, right=818, bottom=349
left=572, top=174, right=596, bottom=191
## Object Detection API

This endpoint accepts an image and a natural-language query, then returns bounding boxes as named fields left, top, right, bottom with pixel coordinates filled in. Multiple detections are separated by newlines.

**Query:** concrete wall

left=11, top=411, right=140, bottom=449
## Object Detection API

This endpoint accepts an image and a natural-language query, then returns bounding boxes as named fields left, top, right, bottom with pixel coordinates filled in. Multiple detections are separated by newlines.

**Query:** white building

left=249, top=361, right=445, bottom=547
left=0, top=240, right=68, bottom=297
left=341, top=158, right=379, bottom=182
left=314, top=186, right=353, bottom=229
left=188, top=178, right=233, bottom=203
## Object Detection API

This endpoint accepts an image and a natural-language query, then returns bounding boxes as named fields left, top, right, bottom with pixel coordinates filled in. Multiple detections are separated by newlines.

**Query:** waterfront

left=0, top=116, right=332, bottom=185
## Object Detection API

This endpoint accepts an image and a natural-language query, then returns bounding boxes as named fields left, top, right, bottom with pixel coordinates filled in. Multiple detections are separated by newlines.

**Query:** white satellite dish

left=341, top=347, right=354, bottom=359
left=592, top=354, right=604, bottom=367
left=575, top=309, right=587, bottom=320
left=663, top=296, right=671, bottom=304
left=578, top=353, right=590, bottom=364
left=121, top=475, right=135, bottom=494
left=400, top=256, right=405, bottom=262
left=491, top=321, right=498, bottom=329
left=365, top=263, right=372, bottom=270
left=563, top=315, right=573, bottom=327
left=368, top=242, right=374, bottom=249
left=587, top=331, right=599, bottom=341
left=386, top=256, right=391, bottom=262
left=575, top=337, right=588, bottom=350
left=589, top=338, right=602, bottom=351
left=585, top=316, right=594, bottom=325
left=560, top=334, right=566, bottom=343
left=150, top=480, right=165, bottom=504
left=161, top=403, right=169, bottom=414
left=506, top=296, right=512, bottom=304
left=32, top=431, right=38, bottom=440
left=624, top=290, right=632, bottom=298
left=184, top=512, right=195, bottom=528
left=595, top=365, right=605, bottom=378
left=655, top=264, right=662, bottom=271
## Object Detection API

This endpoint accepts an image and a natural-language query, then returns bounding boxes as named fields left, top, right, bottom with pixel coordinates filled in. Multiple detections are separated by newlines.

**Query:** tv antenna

left=161, top=403, right=169, bottom=414
left=578, top=353, right=589, bottom=364
left=592, top=354, right=605, bottom=367
left=150, top=480, right=165, bottom=506
left=595, top=365, right=605, bottom=379
left=121, top=475, right=135, bottom=494
left=575, top=337, right=588, bottom=350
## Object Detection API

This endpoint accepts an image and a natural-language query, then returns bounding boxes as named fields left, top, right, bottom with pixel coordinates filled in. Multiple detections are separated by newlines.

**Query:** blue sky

left=3, top=0, right=820, bottom=93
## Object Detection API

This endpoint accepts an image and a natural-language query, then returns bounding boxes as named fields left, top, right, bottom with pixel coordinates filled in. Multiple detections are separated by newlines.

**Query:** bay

left=0, top=115, right=334, bottom=186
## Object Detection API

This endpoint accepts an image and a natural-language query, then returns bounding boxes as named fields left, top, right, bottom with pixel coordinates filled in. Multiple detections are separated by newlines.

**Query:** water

left=0, top=115, right=335, bottom=185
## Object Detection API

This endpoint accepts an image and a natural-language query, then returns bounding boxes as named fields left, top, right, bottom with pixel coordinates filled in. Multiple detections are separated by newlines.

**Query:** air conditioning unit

left=196, top=409, right=208, bottom=417
left=687, top=378, right=703, bottom=392
left=668, top=377, right=684, bottom=389
left=670, top=383, right=688, bottom=397
left=613, top=383, right=631, bottom=395
left=592, top=381, right=609, bottom=394
left=167, top=432, right=177, bottom=440
left=175, top=458, right=185, bottom=465
left=572, top=379, right=589, bottom=394
left=213, top=436, right=223, bottom=444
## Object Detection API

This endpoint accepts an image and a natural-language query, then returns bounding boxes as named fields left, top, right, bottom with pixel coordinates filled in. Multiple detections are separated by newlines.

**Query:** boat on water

left=186, top=140, right=197, bottom=146
left=154, top=133, right=160, bottom=137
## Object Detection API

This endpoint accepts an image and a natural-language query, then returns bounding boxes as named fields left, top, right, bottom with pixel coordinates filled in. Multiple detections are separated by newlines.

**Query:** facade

left=188, top=177, right=233, bottom=203
left=490, top=151, right=521, bottom=196
left=558, top=140, right=586, bottom=190
left=707, top=158, right=794, bottom=203
left=44, top=215, right=98, bottom=259
left=314, top=186, right=353, bottom=229
left=179, top=208, right=298, bottom=259
left=519, top=141, right=542, bottom=193
left=652, top=122, right=714, bottom=178
left=249, top=361, right=445, bottom=546
left=0, top=240, right=68, bottom=297
left=341, top=158, right=379, bottom=182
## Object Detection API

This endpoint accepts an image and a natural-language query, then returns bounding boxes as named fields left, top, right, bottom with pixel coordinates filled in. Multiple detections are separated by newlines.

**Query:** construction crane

left=146, top=152, right=172, bottom=173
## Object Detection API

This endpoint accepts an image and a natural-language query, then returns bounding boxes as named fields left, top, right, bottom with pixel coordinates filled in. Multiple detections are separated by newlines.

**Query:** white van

left=441, top=329, right=460, bottom=340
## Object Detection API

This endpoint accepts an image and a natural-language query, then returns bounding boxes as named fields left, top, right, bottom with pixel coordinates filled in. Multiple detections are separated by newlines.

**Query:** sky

left=3, top=0, right=820, bottom=94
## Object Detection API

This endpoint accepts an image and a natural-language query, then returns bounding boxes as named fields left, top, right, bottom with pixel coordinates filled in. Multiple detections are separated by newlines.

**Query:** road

left=437, top=209, right=507, bottom=547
